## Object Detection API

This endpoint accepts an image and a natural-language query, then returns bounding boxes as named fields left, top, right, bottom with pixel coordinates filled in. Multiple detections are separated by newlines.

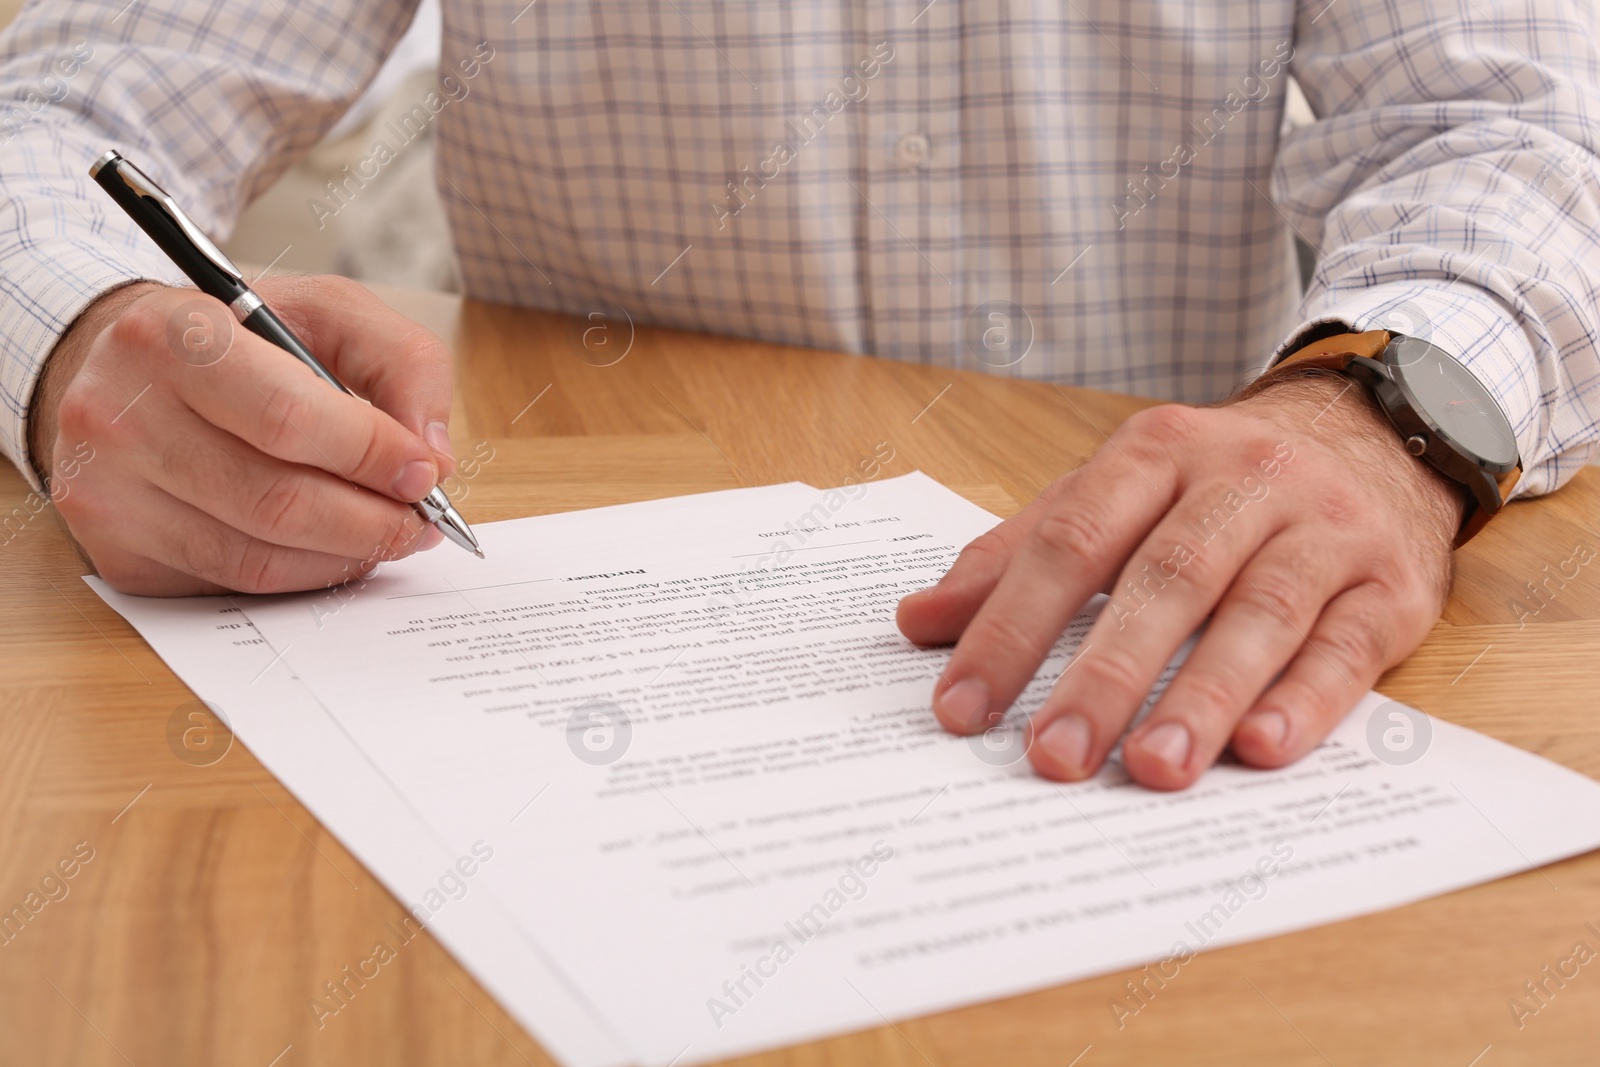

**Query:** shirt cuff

left=1273, top=281, right=1541, bottom=500
left=0, top=240, right=178, bottom=493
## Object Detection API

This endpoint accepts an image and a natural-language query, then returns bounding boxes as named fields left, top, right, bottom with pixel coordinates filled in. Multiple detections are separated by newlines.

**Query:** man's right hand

left=28, top=276, right=459, bottom=596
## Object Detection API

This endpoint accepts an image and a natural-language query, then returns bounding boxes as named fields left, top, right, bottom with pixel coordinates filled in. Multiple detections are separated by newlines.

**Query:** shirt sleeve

left=0, top=0, right=422, bottom=490
left=1275, top=0, right=1600, bottom=498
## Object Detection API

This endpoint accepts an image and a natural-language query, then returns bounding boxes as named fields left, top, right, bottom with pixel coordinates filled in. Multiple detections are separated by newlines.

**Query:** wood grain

left=1, top=285, right=1597, bottom=1066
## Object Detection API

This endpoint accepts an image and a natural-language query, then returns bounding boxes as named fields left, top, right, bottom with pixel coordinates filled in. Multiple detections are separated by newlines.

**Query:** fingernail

left=1038, top=715, right=1091, bottom=775
left=1239, top=709, right=1288, bottom=749
left=1138, top=722, right=1192, bottom=770
left=936, top=677, right=990, bottom=732
left=418, top=526, right=445, bottom=551
left=424, top=420, right=454, bottom=458
left=392, top=459, right=437, bottom=502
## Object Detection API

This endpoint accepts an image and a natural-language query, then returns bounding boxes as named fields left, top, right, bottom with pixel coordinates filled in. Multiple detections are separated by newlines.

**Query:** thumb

left=253, top=274, right=458, bottom=479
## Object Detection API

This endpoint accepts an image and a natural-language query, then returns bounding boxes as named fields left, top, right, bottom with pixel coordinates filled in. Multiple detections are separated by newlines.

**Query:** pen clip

left=91, top=150, right=245, bottom=284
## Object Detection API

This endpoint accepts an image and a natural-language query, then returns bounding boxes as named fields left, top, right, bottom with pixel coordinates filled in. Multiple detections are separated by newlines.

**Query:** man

left=1, top=0, right=1596, bottom=790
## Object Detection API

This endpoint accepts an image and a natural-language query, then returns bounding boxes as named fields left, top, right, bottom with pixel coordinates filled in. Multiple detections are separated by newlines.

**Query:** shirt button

left=895, top=132, right=931, bottom=168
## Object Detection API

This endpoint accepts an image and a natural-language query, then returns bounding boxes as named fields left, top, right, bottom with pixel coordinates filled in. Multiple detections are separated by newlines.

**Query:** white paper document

left=90, top=472, right=1600, bottom=1067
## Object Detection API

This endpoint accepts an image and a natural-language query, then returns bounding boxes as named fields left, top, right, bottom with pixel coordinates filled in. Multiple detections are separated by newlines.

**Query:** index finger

left=262, top=275, right=457, bottom=476
left=152, top=307, right=442, bottom=504
left=896, top=472, right=1078, bottom=646
left=930, top=431, right=1177, bottom=734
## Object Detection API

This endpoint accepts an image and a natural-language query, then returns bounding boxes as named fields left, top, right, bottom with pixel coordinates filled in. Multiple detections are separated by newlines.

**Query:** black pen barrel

left=238, top=304, right=352, bottom=395
left=89, top=157, right=248, bottom=308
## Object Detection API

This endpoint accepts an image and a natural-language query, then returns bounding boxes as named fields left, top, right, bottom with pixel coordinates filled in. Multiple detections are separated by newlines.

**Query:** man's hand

left=897, top=373, right=1465, bottom=790
left=28, top=276, right=458, bottom=596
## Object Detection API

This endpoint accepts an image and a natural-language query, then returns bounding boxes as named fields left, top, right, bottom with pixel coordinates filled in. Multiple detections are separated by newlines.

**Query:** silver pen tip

left=413, top=486, right=482, bottom=557
left=428, top=501, right=482, bottom=558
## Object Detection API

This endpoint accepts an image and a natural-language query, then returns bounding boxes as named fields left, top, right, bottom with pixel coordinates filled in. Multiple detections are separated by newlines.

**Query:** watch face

left=1388, top=336, right=1519, bottom=469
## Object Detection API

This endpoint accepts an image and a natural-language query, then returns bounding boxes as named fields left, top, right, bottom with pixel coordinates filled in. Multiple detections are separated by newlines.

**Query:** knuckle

left=173, top=528, right=231, bottom=589
left=278, top=272, right=355, bottom=309
left=1362, top=543, right=1449, bottom=623
left=1186, top=544, right=1234, bottom=589
left=1239, top=436, right=1287, bottom=474
left=1071, top=646, right=1146, bottom=706
left=1395, top=571, right=1449, bottom=628
left=1417, top=553, right=1455, bottom=613
left=1119, top=403, right=1195, bottom=454
left=397, top=323, right=452, bottom=369
left=1363, top=552, right=1408, bottom=595
left=54, top=382, right=107, bottom=440
left=105, top=299, right=168, bottom=356
left=248, top=472, right=315, bottom=542
left=1172, top=669, right=1239, bottom=717
left=356, top=512, right=412, bottom=565
left=95, top=558, right=139, bottom=591
left=970, top=610, right=1044, bottom=660
left=346, top=504, right=424, bottom=567
left=1260, top=676, right=1327, bottom=721
left=52, top=474, right=97, bottom=526
left=1234, top=569, right=1304, bottom=624
left=231, top=537, right=291, bottom=595
left=349, top=415, right=396, bottom=485
left=1159, top=536, right=1225, bottom=591
left=318, top=273, right=366, bottom=301
left=382, top=512, right=430, bottom=559
left=1034, top=471, right=1079, bottom=509
left=257, top=383, right=317, bottom=456
left=91, top=546, right=152, bottom=593
left=155, top=431, right=200, bottom=487
left=1316, top=610, right=1391, bottom=672
left=956, top=528, right=1013, bottom=570
left=1031, top=506, right=1109, bottom=564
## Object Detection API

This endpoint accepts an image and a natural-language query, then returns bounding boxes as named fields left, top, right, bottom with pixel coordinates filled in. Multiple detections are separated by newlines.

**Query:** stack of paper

left=91, top=472, right=1600, bottom=1066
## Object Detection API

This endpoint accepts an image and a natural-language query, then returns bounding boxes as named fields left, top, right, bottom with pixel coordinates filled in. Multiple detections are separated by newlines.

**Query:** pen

left=89, top=149, right=483, bottom=559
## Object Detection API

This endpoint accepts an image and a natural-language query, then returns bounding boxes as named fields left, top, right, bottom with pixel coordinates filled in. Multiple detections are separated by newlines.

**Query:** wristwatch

left=1254, top=329, right=1521, bottom=546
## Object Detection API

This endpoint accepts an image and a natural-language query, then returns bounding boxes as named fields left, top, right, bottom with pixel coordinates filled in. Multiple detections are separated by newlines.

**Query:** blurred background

left=219, top=0, right=459, bottom=290
left=0, top=0, right=1316, bottom=295
left=0, top=0, right=458, bottom=290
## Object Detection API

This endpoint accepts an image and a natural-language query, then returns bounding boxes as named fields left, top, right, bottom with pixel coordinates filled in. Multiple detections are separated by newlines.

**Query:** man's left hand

left=896, top=373, right=1465, bottom=789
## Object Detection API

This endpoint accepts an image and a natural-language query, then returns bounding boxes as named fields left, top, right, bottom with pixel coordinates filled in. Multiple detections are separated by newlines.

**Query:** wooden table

left=3, top=286, right=1599, bottom=1067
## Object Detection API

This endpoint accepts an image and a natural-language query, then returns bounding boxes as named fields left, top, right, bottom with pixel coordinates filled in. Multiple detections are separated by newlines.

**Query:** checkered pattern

left=1, top=0, right=1597, bottom=497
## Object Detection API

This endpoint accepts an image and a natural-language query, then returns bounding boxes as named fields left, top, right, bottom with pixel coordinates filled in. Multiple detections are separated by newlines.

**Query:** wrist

left=27, top=281, right=165, bottom=492
left=1232, top=370, right=1467, bottom=544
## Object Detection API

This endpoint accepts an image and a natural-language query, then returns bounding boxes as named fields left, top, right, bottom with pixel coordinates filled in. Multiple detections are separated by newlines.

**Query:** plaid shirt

left=1, top=0, right=1596, bottom=497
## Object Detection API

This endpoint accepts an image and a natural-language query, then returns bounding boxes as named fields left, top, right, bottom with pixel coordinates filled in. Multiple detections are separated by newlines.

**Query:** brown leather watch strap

left=1270, top=328, right=1391, bottom=373
left=1237, top=329, right=1391, bottom=401
left=1255, top=329, right=1523, bottom=547
left=1461, top=466, right=1524, bottom=545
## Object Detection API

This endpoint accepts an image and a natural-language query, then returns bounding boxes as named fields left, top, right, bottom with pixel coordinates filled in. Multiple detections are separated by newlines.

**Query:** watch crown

left=1405, top=434, right=1428, bottom=456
